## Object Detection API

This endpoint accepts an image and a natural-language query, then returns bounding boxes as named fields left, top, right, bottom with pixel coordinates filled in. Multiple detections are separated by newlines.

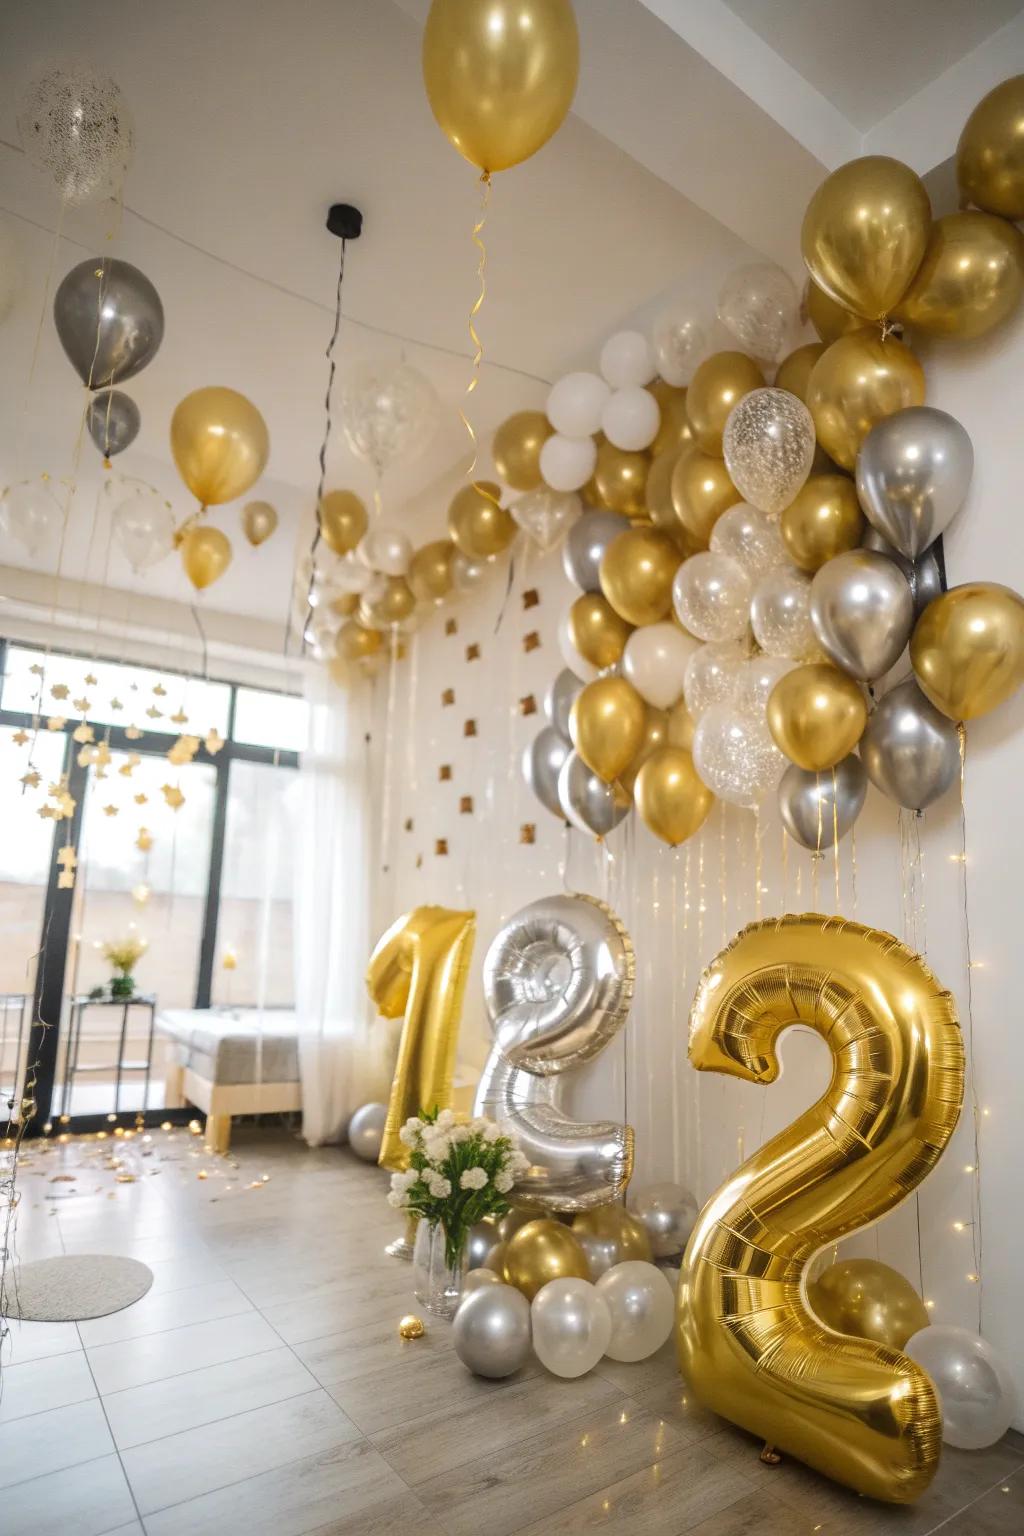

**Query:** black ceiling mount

left=326, top=203, right=363, bottom=240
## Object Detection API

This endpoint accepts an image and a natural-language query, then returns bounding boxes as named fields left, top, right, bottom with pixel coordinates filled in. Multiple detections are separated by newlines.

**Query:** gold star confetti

left=161, top=784, right=185, bottom=810
left=118, top=754, right=141, bottom=777
left=72, top=723, right=94, bottom=744
left=50, top=683, right=69, bottom=700
left=38, top=805, right=57, bottom=820
left=72, top=697, right=91, bottom=713
left=84, top=673, right=98, bottom=686
left=102, top=804, right=118, bottom=818
left=125, top=725, right=143, bottom=741
left=153, top=683, right=167, bottom=696
left=20, top=770, right=41, bottom=789
left=145, top=706, right=163, bottom=720
left=12, top=729, right=29, bottom=746
left=204, top=728, right=224, bottom=755
left=167, top=734, right=200, bottom=766
left=29, top=663, right=44, bottom=676
left=136, top=827, right=153, bottom=852
left=110, top=697, right=123, bottom=711
left=133, top=792, right=148, bottom=805
left=46, top=716, right=66, bottom=731
left=57, top=870, right=75, bottom=889
left=57, top=846, right=77, bottom=870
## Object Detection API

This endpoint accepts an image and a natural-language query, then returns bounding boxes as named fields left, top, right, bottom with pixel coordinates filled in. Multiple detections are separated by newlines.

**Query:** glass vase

left=412, top=1220, right=467, bottom=1319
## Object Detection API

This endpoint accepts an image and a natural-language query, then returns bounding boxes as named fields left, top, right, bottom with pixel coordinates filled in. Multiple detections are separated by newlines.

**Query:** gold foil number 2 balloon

left=677, top=914, right=964, bottom=1504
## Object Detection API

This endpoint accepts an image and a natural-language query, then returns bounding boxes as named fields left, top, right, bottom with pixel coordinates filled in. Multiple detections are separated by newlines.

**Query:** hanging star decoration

left=110, top=697, right=123, bottom=711
left=57, top=845, right=77, bottom=890
left=134, top=792, right=148, bottom=805
left=50, top=683, right=69, bottom=701
left=161, top=784, right=185, bottom=810
left=84, top=673, right=98, bottom=686
left=167, top=734, right=200, bottom=767
left=170, top=709, right=189, bottom=725
left=20, top=769, right=41, bottom=790
left=204, top=727, right=224, bottom=755
left=72, top=697, right=91, bottom=714
left=153, top=683, right=167, bottom=697
left=145, top=706, right=163, bottom=720
left=47, top=716, right=67, bottom=731
left=136, top=827, right=153, bottom=851
left=72, top=723, right=95, bottom=744
left=46, top=779, right=76, bottom=820
left=102, top=804, right=119, bottom=818
left=29, top=663, right=44, bottom=676
left=38, top=804, right=57, bottom=820
left=125, top=725, right=143, bottom=741
left=12, top=729, right=29, bottom=746
left=119, top=754, right=141, bottom=777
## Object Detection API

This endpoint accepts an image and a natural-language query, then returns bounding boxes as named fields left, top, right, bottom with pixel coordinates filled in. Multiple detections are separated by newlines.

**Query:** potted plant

left=102, top=933, right=148, bottom=999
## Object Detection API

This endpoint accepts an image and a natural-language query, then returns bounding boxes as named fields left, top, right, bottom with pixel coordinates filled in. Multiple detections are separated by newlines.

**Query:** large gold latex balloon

left=422, top=0, right=579, bottom=174
left=801, top=156, right=931, bottom=321
left=362, top=576, right=416, bottom=628
left=670, top=448, right=739, bottom=546
left=620, top=705, right=669, bottom=796
left=957, top=75, right=1024, bottom=220
left=781, top=474, right=864, bottom=571
left=774, top=342, right=826, bottom=404
left=448, top=480, right=516, bottom=558
left=643, top=450, right=687, bottom=547
left=570, top=676, right=646, bottom=784
left=807, top=330, right=925, bottom=471
left=366, top=907, right=476, bottom=1170
left=180, top=524, right=232, bottom=590
left=330, top=592, right=360, bottom=618
left=910, top=582, right=1024, bottom=721
left=407, top=539, right=456, bottom=604
left=170, top=387, right=269, bottom=507
left=679, top=914, right=964, bottom=1503
left=634, top=746, right=713, bottom=847
left=572, top=1204, right=652, bottom=1274
left=320, top=490, right=368, bottom=556
left=502, top=1218, right=590, bottom=1300
left=599, top=526, right=679, bottom=626
left=804, top=279, right=861, bottom=345
left=666, top=696, right=696, bottom=751
left=594, top=441, right=648, bottom=516
left=896, top=211, right=1024, bottom=340
left=649, top=380, right=693, bottom=457
left=336, top=620, right=383, bottom=663
left=240, top=500, right=278, bottom=547
left=492, top=410, right=551, bottom=491
left=809, top=1260, right=929, bottom=1352
left=568, top=592, right=632, bottom=670
left=766, top=662, right=867, bottom=771
left=686, top=352, right=765, bottom=456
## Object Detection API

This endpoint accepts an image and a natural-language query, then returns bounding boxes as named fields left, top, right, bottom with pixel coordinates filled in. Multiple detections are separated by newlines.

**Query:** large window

left=213, top=760, right=299, bottom=1008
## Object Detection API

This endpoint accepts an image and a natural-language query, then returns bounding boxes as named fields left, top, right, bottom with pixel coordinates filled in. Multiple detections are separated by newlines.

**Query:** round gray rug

left=5, top=1254, right=154, bottom=1321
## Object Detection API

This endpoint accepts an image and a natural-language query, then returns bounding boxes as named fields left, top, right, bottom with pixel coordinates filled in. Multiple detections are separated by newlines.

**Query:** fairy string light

left=956, top=725, right=984, bottom=1331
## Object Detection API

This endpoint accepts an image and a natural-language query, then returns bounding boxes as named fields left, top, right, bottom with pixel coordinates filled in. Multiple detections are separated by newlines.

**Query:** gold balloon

left=448, top=480, right=515, bottom=558
left=910, top=582, right=1024, bottom=721
left=670, top=448, right=739, bottom=546
left=957, top=74, right=1024, bottom=220
left=643, top=451, right=688, bottom=548
left=649, top=380, right=693, bottom=457
left=170, top=387, right=269, bottom=507
left=634, top=746, right=714, bottom=847
left=422, top=0, right=579, bottom=174
left=804, top=279, right=861, bottom=344
left=366, top=907, right=476, bottom=1171
left=800, top=155, right=931, bottom=321
left=320, top=490, right=368, bottom=557
left=336, top=620, right=383, bottom=663
left=330, top=592, right=359, bottom=618
left=572, top=1205, right=653, bottom=1268
left=774, top=343, right=826, bottom=405
left=180, top=524, right=232, bottom=590
left=567, top=592, right=633, bottom=671
left=620, top=705, right=669, bottom=796
left=679, top=914, right=964, bottom=1503
left=808, top=1260, right=929, bottom=1352
left=362, top=576, right=417, bottom=628
left=766, top=662, right=867, bottom=771
left=570, top=676, right=646, bottom=785
left=807, top=329, right=925, bottom=471
left=686, top=352, right=765, bottom=456
left=484, top=1240, right=508, bottom=1274
left=407, top=540, right=456, bottom=604
left=502, top=1218, right=590, bottom=1301
left=666, top=696, right=696, bottom=751
left=781, top=474, right=864, bottom=572
left=398, top=1314, right=426, bottom=1340
left=240, top=500, right=278, bottom=547
left=599, top=526, right=680, bottom=627
left=896, top=211, right=1024, bottom=340
left=593, top=441, right=648, bottom=517
left=492, top=410, right=551, bottom=492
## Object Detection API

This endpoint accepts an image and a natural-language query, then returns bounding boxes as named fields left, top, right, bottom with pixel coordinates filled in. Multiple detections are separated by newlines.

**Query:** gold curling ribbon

left=460, top=172, right=499, bottom=504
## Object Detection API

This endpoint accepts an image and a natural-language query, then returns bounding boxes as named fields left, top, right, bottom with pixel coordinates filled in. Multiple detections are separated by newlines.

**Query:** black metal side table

left=60, top=994, right=158, bottom=1118
left=1, top=993, right=28, bottom=1118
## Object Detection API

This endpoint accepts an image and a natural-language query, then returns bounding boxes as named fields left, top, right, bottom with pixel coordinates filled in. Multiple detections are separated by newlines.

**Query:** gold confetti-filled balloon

left=398, top=1314, right=425, bottom=1340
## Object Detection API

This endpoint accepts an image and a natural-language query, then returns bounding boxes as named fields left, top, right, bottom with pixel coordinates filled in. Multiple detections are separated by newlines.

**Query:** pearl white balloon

left=717, top=263, right=798, bottom=362
left=750, top=566, right=816, bottom=659
left=531, top=1278, right=612, bottom=1379
left=540, top=433, right=597, bottom=493
left=600, top=330, right=655, bottom=389
left=683, top=640, right=747, bottom=717
left=709, top=503, right=786, bottom=579
left=329, top=555, right=375, bottom=595
left=906, top=1327, right=1018, bottom=1450
left=623, top=622, right=697, bottom=709
left=357, top=525, right=411, bottom=576
left=693, top=703, right=785, bottom=807
left=595, top=1261, right=675, bottom=1362
left=547, top=371, right=610, bottom=438
left=601, top=386, right=660, bottom=452
left=557, top=613, right=599, bottom=683
left=672, top=553, right=752, bottom=643
left=652, top=305, right=708, bottom=387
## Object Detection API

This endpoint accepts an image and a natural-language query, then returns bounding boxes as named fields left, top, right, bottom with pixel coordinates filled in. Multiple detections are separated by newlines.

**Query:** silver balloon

left=562, top=510, right=630, bottom=592
left=545, top=668, right=584, bottom=743
left=627, top=1182, right=698, bottom=1260
left=557, top=751, right=631, bottom=839
left=453, top=1283, right=532, bottom=1379
left=346, top=1102, right=386, bottom=1162
left=778, top=754, right=867, bottom=850
left=861, top=526, right=943, bottom=618
left=861, top=679, right=960, bottom=811
left=523, top=728, right=570, bottom=820
left=906, top=1326, right=1017, bottom=1450
left=466, top=1219, right=501, bottom=1270
left=856, top=406, right=973, bottom=560
left=461, top=1267, right=503, bottom=1298
left=54, top=257, right=164, bottom=389
left=85, top=390, right=139, bottom=459
left=474, top=893, right=635, bottom=1213
left=810, top=550, right=914, bottom=680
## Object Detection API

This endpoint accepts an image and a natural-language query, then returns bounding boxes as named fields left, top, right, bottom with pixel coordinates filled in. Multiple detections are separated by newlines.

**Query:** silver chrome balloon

left=54, top=256, right=164, bottom=389
left=810, top=549, right=914, bottom=680
left=557, top=751, right=631, bottom=839
left=860, top=678, right=960, bottom=811
left=861, top=526, right=943, bottom=618
left=85, top=389, right=139, bottom=459
left=562, top=509, right=630, bottom=592
left=627, top=1181, right=698, bottom=1260
left=778, top=754, right=867, bottom=850
left=346, top=1102, right=387, bottom=1162
left=856, top=406, right=973, bottom=560
left=452, top=1283, right=532, bottom=1378
left=466, top=1218, right=501, bottom=1270
left=545, top=667, right=584, bottom=743
left=522, top=727, right=570, bottom=819
left=473, top=894, right=635, bottom=1213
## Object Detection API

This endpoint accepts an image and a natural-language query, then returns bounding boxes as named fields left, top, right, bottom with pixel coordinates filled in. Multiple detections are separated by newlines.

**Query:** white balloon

left=328, top=554, right=375, bottom=595
left=0, top=478, right=62, bottom=558
left=906, top=1326, right=1017, bottom=1451
left=531, top=1278, right=612, bottom=1379
left=111, top=485, right=175, bottom=573
left=693, top=703, right=786, bottom=807
left=557, top=612, right=599, bottom=683
left=540, top=433, right=597, bottom=493
left=750, top=565, right=816, bottom=658
left=600, top=330, right=655, bottom=390
left=547, top=372, right=610, bottom=439
left=717, top=263, right=798, bottom=362
left=601, top=387, right=660, bottom=452
left=709, top=503, right=786, bottom=579
left=452, top=551, right=492, bottom=594
left=595, top=1261, right=674, bottom=1363
left=357, top=525, right=411, bottom=576
left=623, top=622, right=697, bottom=709
left=683, top=640, right=747, bottom=717
left=652, top=305, right=708, bottom=388
left=672, top=552, right=752, bottom=643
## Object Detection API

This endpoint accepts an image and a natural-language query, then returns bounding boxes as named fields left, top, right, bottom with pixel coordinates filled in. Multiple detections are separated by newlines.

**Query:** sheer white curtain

left=294, top=666, right=375, bottom=1145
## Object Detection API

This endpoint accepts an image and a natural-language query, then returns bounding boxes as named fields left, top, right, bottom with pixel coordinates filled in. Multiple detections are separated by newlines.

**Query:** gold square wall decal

left=439, top=764, right=452, bottom=781
left=520, top=823, right=536, bottom=844
left=523, top=631, right=541, bottom=652
left=463, top=719, right=477, bottom=737
left=459, top=795, right=474, bottom=814
left=522, top=588, right=540, bottom=609
left=435, top=838, right=449, bottom=856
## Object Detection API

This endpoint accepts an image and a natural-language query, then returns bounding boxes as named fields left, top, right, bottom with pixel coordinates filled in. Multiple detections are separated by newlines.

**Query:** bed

left=157, top=1007, right=302, bottom=1152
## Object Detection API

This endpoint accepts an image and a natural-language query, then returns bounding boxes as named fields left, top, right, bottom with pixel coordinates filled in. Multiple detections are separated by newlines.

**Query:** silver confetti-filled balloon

left=862, top=526, right=943, bottom=618
left=545, top=668, right=584, bottom=743
left=511, top=487, right=580, bottom=552
left=692, top=703, right=785, bottom=808
left=717, top=263, right=799, bottom=362
left=709, top=502, right=787, bottom=579
left=341, top=359, right=438, bottom=475
left=473, top=894, right=635, bottom=1213
left=85, top=390, right=139, bottom=459
left=750, top=565, right=816, bottom=658
left=557, top=751, right=631, bottom=840
left=810, top=550, right=914, bottom=680
left=672, top=552, right=752, bottom=643
left=524, top=728, right=570, bottom=819
left=562, top=510, right=630, bottom=592
left=346, top=1102, right=387, bottom=1162
left=54, top=258, right=164, bottom=389
left=733, top=654, right=796, bottom=720
left=856, top=406, right=973, bottom=560
left=722, top=388, right=815, bottom=515
left=860, top=679, right=960, bottom=811
left=466, top=1219, right=501, bottom=1270
left=453, top=1283, right=532, bottom=1378
left=778, top=754, right=867, bottom=850
left=627, top=1181, right=698, bottom=1259
left=18, top=64, right=134, bottom=206
left=683, top=640, right=747, bottom=717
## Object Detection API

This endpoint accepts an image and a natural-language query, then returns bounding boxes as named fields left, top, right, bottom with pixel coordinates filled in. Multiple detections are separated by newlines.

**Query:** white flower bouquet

left=388, top=1106, right=529, bottom=1269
